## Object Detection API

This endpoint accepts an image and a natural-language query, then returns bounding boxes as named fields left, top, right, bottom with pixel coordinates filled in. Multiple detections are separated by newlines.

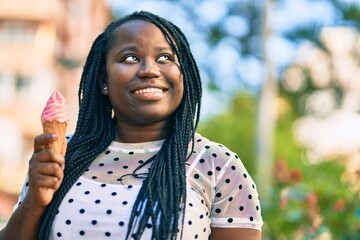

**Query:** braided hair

left=38, top=11, right=202, bottom=240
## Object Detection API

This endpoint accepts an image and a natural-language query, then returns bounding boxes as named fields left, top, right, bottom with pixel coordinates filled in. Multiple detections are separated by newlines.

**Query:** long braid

left=37, top=11, right=202, bottom=240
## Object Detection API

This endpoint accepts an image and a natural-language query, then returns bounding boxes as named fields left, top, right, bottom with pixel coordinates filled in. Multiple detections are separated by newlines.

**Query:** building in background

left=0, top=0, right=110, bottom=221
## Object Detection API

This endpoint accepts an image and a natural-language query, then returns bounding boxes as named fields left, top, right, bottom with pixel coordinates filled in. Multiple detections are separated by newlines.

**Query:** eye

left=123, top=55, right=139, bottom=63
left=157, top=54, right=172, bottom=63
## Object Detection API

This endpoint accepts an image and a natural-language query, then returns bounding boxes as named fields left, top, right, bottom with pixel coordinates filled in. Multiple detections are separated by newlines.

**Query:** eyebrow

left=115, top=45, right=174, bottom=57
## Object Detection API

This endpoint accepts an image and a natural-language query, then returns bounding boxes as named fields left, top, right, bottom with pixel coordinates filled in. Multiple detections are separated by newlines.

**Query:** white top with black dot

left=14, top=133, right=263, bottom=239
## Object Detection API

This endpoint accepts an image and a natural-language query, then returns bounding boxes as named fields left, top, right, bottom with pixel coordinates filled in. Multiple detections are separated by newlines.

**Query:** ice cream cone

left=42, top=120, right=67, bottom=153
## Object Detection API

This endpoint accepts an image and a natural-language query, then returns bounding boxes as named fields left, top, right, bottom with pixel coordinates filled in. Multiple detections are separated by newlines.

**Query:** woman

left=0, top=11, right=263, bottom=239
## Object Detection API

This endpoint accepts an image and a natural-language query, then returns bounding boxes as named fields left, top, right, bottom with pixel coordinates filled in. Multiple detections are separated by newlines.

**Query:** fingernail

left=51, top=134, right=58, bottom=138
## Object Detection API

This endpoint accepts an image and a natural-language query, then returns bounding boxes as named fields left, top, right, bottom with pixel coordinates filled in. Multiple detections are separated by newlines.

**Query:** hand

left=26, top=133, right=66, bottom=208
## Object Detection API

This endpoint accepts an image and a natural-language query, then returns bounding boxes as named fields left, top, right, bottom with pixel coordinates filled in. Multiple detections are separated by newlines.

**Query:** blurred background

left=0, top=0, right=359, bottom=239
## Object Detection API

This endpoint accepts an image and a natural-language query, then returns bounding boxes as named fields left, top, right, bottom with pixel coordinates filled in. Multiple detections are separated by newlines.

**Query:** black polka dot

left=207, top=171, right=213, bottom=176
left=256, top=206, right=259, bottom=211
left=92, top=220, right=97, bottom=225
left=84, top=191, right=90, bottom=195
left=92, top=176, right=97, bottom=179
left=101, top=183, right=107, bottom=187
left=200, top=214, right=204, bottom=219
left=138, top=160, right=144, bottom=164
left=227, top=218, right=233, bottom=223
left=99, top=163, right=104, bottom=167
left=197, top=139, right=202, bottom=142
left=117, top=178, right=123, bottom=182
left=229, top=197, right=233, bottom=202
left=216, top=166, right=221, bottom=171
left=123, top=165, right=128, bottom=169
left=68, top=198, right=74, bottom=203
left=146, top=223, right=152, bottom=228
left=195, top=234, right=198, bottom=239
left=66, top=220, right=71, bottom=225
left=106, top=209, right=112, bottom=214
left=231, top=165, right=236, bottom=170
left=128, top=185, right=133, bottom=189
left=85, top=168, right=89, bottom=172
left=239, top=206, right=244, bottom=211
left=188, top=220, right=192, bottom=225
left=252, top=184, right=256, bottom=189
left=79, top=209, right=85, bottom=214
left=129, top=151, right=134, bottom=155
left=235, top=155, right=239, bottom=159
left=105, top=150, right=111, bottom=154
left=79, top=230, right=85, bottom=236
left=200, top=159, right=205, bottom=163
left=212, top=153, right=217, bottom=158
left=216, top=192, right=222, bottom=198
left=111, top=192, right=117, bottom=196
left=194, top=174, right=200, bottom=179
left=105, top=232, right=111, bottom=237
left=25, top=181, right=29, bottom=187
left=203, top=228, right=206, bottom=232
left=225, top=179, right=231, bottom=184
left=205, top=145, right=210, bottom=149
left=248, top=194, right=252, bottom=199
left=113, top=157, right=119, bottom=161
left=250, top=216, right=254, bottom=221
left=56, top=209, right=59, bottom=214
left=215, top=208, right=221, bottom=213
left=76, top=182, right=82, bottom=186
left=107, top=171, right=113, bottom=174
left=243, top=173, right=248, bottom=178
left=189, top=203, right=193, bottom=207
left=225, top=152, right=230, bottom=156
left=57, top=232, right=62, bottom=237
left=239, top=184, right=243, bottom=190
left=119, top=221, right=124, bottom=226
left=122, top=201, right=128, bottom=205
left=95, top=199, right=101, bottom=204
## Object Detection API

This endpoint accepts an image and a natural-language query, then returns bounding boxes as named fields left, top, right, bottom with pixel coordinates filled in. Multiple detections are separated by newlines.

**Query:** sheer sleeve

left=210, top=153, right=263, bottom=230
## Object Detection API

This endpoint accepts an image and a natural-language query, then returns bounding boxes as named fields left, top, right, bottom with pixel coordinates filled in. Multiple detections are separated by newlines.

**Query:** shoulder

left=192, top=132, right=240, bottom=165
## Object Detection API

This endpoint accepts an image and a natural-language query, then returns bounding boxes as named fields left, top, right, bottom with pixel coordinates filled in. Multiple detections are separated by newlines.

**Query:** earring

left=103, top=86, right=108, bottom=90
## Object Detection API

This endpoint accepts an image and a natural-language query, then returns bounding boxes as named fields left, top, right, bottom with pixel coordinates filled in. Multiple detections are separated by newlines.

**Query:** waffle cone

left=42, top=120, right=67, bottom=153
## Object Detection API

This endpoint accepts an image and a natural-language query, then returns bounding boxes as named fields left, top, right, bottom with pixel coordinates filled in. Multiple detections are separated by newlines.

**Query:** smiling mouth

left=133, top=87, right=167, bottom=95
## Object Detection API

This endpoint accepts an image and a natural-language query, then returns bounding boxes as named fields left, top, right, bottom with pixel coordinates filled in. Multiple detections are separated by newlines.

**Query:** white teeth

left=134, top=88, right=164, bottom=95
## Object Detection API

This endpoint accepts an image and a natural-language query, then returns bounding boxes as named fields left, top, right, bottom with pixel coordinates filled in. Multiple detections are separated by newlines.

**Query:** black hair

left=38, top=11, right=202, bottom=240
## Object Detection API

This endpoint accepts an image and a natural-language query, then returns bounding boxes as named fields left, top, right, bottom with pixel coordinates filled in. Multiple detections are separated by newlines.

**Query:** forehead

left=112, top=19, right=168, bottom=45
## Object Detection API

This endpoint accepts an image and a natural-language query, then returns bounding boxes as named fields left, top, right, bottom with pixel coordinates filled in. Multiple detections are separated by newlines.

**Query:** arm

left=0, top=134, right=66, bottom=240
left=210, top=227, right=261, bottom=240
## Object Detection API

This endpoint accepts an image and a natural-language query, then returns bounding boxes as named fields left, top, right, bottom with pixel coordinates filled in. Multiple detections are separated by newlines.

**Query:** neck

left=114, top=121, right=172, bottom=143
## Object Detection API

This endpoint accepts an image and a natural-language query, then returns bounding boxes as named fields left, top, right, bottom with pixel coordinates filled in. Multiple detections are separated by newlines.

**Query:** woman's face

left=102, top=20, right=183, bottom=127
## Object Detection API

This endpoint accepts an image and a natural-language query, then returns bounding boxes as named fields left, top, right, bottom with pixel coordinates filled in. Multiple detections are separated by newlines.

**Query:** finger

left=31, top=148, right=65, bottom=167
left=30, top=174, right=63, bottom=190
left=34, top=133, right=58, bottom=153
left=34, top=162, right=64, bottom=180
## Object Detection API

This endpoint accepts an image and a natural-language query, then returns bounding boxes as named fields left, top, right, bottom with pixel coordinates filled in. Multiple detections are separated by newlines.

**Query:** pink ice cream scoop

left=41, top=90, right=69, bottom=153
left=41, top=90, right=70, bottom=123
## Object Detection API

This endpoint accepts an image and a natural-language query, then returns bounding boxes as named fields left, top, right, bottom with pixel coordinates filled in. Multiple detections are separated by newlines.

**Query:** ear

left=98, top=74, right=108, bottom=95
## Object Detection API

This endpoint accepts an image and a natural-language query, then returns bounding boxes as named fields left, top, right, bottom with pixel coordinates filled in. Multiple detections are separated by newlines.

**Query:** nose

left=137, top=58, right=160, bottom=79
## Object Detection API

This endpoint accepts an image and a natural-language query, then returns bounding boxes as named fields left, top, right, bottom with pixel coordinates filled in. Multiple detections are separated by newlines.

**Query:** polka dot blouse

left=14, top=133, right=263, bottom=239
